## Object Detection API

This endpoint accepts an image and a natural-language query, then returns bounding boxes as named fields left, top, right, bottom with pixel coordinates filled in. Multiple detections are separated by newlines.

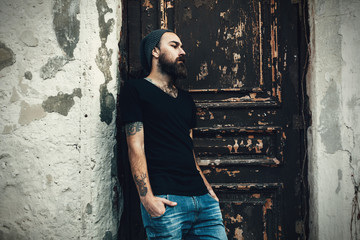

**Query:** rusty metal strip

left=195, top=101, right=279, bottom=109
left=197, top=157, right=281, bottom=167
left=159, top=0, right=167, bottom=29
left=212, top=182, right=283, bottom=191
left=189, top=87, right=264, bottom=93
left=193, top=126, right=282, bottom=132
left=259, top=1, right=264, bottom=86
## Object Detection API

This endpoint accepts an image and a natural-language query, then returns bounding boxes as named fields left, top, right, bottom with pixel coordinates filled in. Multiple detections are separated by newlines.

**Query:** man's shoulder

left=125, top=78, right=147, bottom=87
left=122, top=78, right=150, bottom=95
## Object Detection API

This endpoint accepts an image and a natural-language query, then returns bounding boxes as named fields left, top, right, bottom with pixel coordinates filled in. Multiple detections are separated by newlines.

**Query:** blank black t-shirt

left=120, top=78, right=207, bottom=196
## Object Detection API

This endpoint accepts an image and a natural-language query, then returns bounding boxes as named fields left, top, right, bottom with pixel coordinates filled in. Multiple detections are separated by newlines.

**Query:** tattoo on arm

left=134, top=173, right=148, bottom=197
left=125, top=122, right=143, bottom=136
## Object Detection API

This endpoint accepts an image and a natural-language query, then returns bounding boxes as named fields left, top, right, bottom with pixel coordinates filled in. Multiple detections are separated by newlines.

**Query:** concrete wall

left=308, top=0, right=360, bottom=239
left=0, top=0, right=122, bottom=239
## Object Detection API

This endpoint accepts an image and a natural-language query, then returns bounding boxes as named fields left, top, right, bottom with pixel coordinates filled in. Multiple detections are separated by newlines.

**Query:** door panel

left=120, top=0, right=305, bottom=239
left=215, top=183, right=283, bottom=239
left=193, top=126, right=285, bottom=166
left=175, top=0, right=281, bottom=107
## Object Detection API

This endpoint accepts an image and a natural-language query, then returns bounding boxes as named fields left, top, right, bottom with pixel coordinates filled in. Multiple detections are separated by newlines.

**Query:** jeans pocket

left=156, top=194, right=168, bottom=200
left=150, top=195, right=168, bottom=219
left=150, top=211, right=166, bottom=219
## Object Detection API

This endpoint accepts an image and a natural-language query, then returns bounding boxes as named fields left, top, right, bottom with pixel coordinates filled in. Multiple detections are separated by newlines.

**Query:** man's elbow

left=127, top=144, right=144, bottom=159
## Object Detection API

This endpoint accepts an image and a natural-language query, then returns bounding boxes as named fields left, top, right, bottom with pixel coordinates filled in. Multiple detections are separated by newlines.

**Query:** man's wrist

left=140, top=193, right=155, bottom=204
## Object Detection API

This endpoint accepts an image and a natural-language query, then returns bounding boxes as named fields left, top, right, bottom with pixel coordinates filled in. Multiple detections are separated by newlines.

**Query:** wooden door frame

left=116, top=0, right=311, bottom=239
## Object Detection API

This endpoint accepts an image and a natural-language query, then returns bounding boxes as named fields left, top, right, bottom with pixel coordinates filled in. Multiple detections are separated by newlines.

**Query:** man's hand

left=208, top=189, right=219, bottom=202
left=142, top=196, right=177, bottom=217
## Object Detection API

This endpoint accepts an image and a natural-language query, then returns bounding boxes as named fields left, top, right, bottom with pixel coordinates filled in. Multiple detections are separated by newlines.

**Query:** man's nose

left=179, top=48, right=186, bottom=56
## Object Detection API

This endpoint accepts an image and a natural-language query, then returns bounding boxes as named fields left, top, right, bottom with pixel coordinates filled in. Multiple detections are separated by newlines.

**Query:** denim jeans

left=140, top=193, right=228, bottom=239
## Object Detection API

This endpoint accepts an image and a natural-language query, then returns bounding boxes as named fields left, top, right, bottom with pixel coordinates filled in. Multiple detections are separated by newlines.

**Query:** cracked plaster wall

left=0, top=0, right=122, bottom=239
left=308, top=0, right=360, bottom=239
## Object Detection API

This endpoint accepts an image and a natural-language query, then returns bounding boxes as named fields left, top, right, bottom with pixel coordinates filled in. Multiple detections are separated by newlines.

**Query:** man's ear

left=152, top=47, right=160, bottom=59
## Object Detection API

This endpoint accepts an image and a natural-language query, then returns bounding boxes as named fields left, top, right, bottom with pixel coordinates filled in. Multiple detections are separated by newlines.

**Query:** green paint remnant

left=0, top=41, right=16, bottom=71
left=42, top=88, right=82, bottom=116
left=96, top=47, right=113, bottom=84
left=0, top=153, right=11, bottom=159
left=96, top=0, right=115, bottom=45
left=53, top=0, right=80, bottom=58
left=18, top=101, right=47, bottom=125
left=40, top=56, right=68, bottom=80
left=86, top=203, right=92, bottom=214
left=99, top=84, right=115, bottom=125
left=96, top=0, right=115, bottom=125
left=24, top=71, right=32, bottom=80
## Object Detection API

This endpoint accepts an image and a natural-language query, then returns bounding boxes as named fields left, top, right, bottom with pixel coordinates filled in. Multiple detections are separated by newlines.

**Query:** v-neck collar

left=144, top=77, right=179, bottom=99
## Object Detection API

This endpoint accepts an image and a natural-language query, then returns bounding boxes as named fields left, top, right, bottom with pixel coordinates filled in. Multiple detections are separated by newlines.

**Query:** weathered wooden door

left=119, top=0, right=308, bottom=239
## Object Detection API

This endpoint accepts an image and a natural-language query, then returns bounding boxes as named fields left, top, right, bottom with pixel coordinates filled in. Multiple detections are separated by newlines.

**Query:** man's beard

left=158, top=53, right=188, bottom=83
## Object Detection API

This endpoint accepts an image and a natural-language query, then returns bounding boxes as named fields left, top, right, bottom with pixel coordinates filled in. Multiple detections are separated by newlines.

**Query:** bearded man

left=121, top=29, right=227, bottom=240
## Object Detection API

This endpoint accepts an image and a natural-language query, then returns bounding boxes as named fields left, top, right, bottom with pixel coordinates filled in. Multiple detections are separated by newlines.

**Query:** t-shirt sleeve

left=120, top=81, right=143, bottom=125
left=190, top=97, right=197, bottom=129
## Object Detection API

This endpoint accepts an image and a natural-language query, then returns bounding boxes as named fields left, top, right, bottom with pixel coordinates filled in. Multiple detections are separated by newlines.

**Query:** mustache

left=176, top=56, right=186, bottom=63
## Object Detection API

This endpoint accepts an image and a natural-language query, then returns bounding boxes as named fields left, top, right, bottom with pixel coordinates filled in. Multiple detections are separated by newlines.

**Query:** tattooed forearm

left=125, top=122, right=143, bottom=136
left=134, top=173, right=148, bottom=197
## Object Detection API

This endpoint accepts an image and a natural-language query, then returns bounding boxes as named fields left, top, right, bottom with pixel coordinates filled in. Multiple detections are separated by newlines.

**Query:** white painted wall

left=0, top=0, right=122, bottom=239
left=308, top=0, right=360, bottom=239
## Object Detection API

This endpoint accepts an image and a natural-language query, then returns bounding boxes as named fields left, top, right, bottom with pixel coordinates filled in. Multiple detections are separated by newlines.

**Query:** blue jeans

left=140, top=193, right=228, bottom=239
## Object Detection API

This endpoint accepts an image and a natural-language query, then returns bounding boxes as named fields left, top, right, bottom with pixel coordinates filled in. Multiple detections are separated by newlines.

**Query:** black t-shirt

left=120, top=78, right=207, bottom=196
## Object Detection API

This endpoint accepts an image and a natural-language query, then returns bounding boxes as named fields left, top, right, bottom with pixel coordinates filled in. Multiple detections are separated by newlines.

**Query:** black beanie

left=140, top=29, right=173, bottom=73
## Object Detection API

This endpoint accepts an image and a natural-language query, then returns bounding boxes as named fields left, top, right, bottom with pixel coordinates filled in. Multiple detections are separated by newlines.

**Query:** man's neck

left=145, top=71, right=178, bottom=98
left=146, top=71, right=174, bottom=87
